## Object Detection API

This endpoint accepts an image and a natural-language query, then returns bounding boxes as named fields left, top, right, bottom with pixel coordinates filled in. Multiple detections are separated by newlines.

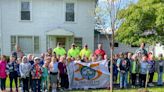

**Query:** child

left=139, top=55, right=149, bottom=87
left=58, top=56, right=69, bottom=90
left=66, top=57, right=75, bottom=90
left=27, top=54, right=34, bottom=91
left=49, top=56, right=58, bottom=92
left=113, top=54, right=119, bottom=84
left=118, top=53, right=130, bottom=89
left=17, top=58, right=22, bottom=88
left=147, top=53, right=155, bottom=87
left=0, top=55, right=7, bottom=92
left=6, top=55, right=19, bottom=92
left=19, top=56, right=31, bottom=92
left=41, top=58, right=49, bottom=92
left=31, top=57, right=42, bottom=92
left=130, top=55, right=139, bottom=88
left=157, top=54, right=164, bottom=86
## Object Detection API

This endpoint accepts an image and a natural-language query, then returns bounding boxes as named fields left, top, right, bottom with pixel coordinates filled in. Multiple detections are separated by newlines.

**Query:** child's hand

left=121, top=70, right=125, bottom=73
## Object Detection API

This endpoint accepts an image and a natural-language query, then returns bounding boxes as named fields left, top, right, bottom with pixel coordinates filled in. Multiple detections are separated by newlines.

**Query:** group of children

left=0, top=47, right=164, bottom=92
left=0, top=52, right=71, bottom=92
left=113, top=52, right=164, bottom=89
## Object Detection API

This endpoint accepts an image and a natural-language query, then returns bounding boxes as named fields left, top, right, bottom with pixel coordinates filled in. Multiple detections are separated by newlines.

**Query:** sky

left=96, top=0, right=138, bottom=30
left=98, top=0, right=138, bottom=8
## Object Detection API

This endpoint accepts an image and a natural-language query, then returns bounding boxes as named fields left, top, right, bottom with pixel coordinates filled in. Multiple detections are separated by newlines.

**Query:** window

left=114, top=43, right=119, bottom=47
left=65, top=3, right=75, bottom=22
left=131, top=45, right=139, bottom=47
left=21, top=1, right=31, bottom=20
left=11, top=36, right=40, bottom=53
left=34, top=36, right=40, bottom=53
left=110, top=42, right=119, bottom=47
left=74, top=38, right=82, bottom=49
left=11, top=36, right=17, bottom=51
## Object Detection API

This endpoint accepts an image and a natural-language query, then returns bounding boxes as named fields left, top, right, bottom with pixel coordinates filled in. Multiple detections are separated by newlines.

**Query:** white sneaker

left=148, top=83, right=154, bottom=87
left=84, top=87, right=88, bottom=90
left=45, top=89, right=48, bottom=92
left=52, top=89, right=57, bottom=92
left=68, top=88, right=72, bottom=90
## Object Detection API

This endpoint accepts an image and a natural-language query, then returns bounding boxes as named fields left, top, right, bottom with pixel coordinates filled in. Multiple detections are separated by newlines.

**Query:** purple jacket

left=0, top=61, right=7, bottom=78
left=148, top=60, right=155, bottom=73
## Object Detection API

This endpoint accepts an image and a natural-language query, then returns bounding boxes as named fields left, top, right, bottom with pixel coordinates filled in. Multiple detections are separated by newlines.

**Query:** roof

left=46, top=28, right=74, bottom=36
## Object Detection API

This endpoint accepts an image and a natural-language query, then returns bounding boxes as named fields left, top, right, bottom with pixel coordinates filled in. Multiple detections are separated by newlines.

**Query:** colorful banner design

left=67, top=60, right=110, bottom=89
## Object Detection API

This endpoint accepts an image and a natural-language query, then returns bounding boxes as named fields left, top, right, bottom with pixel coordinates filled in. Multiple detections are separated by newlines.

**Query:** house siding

left=1, top=0, right=95, bottom=55
left=94, top=34, right=139, bottom=56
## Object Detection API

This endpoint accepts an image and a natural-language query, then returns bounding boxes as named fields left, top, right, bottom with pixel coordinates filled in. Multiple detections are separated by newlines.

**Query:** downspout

left=0, top=3, right=3, bottom=56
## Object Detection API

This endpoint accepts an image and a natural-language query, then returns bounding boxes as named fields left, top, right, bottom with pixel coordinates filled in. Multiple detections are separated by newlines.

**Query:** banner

left=67, top=60, right=110, bottom=89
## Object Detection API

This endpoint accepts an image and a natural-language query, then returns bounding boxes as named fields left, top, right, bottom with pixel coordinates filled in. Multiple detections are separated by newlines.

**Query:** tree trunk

left=110, top=29, right=114, bottom=92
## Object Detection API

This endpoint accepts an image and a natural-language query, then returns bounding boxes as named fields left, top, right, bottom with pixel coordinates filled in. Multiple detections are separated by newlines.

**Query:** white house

left=94, top=30, right=164, bottom=57
left=0, top=0, right=96, bottom=56
left=94, top=30, right=139, bottom=56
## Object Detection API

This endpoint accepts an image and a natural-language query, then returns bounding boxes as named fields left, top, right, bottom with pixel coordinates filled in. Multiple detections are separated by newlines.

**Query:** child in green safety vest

left=130, top=54, right=139, bottom=88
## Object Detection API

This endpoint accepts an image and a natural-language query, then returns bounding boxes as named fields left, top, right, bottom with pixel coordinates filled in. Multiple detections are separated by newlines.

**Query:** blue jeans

left=120, top=72, right=128, bottom=88
left=33, top=79, right=41, bottom=92
left=158, top=72, right=163, bottom=85
left=0, top=78, right=6, bottom=90
left=9, top=77, right=18, bottom=91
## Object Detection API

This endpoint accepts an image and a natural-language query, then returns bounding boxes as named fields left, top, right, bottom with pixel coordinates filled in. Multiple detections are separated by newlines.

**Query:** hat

left=72, top=43, right=75, bottom=46
left=34, top=57, right=40, bottom=61
left=84, top=43, right=88, bottom=47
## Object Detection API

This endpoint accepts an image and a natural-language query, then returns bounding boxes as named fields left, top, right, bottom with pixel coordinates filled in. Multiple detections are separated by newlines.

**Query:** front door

left=56, top=37, right=66, bottom=49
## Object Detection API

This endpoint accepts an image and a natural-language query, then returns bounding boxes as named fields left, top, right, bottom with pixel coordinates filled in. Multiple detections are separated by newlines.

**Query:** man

left=53, top=42, right=66, bottom=56
left=135, top=43, right=148, bottom=56
left=79, top=44, right=92, bottom=59
left=94, top=44, right=106, bottom=60
left=68, top=43, right=80, bottom=58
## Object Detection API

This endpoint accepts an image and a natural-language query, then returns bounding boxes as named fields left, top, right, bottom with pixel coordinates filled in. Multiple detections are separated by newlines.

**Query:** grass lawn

left=5, top=73, right=164, bottom=92
left=71, top=87, right=164, bottom=92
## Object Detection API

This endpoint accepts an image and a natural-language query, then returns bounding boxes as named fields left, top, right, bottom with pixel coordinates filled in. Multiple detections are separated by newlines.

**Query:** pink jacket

left=0, top=61, right=7, bottom=78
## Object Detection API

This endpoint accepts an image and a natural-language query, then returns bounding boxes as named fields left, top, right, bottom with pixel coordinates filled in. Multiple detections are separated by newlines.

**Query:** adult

left=12, top=44, right=24, bottom=59
left=40, top=53, right=45, bottom=66
left=94, top=44, right=106, bottom=60
left=68, top=43, right=79, bottom=58
left=47, top=48, right=53, bottom=57
left=135, top=42, right=148, bottom=56
left=79, top=43, right=92, bottom=59
left=53, top=42, right=66, bottom=57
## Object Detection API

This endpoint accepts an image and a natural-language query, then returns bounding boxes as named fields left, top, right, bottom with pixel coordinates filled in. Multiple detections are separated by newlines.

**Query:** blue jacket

left=6, top=61, right=19, bottom=78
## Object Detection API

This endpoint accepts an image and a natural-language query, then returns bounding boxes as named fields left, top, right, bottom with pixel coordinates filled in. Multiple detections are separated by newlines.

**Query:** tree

left=116, top=0, right=164, bottom=46
left=95, top=0, right=130, bottom=92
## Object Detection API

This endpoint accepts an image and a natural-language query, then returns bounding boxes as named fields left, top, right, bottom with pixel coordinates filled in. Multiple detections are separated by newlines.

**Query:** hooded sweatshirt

left=19, top=61, right=31, bottom=78
left=0, top=60, right=7, bottom=78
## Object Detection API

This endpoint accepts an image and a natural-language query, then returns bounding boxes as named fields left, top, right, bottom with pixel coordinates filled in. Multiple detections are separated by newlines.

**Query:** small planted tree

left=95, top=0, right=132, bottom=91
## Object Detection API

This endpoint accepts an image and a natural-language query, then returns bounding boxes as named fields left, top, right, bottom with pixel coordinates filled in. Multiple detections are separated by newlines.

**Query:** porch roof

left=46, top=28, right=74, bottom=36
